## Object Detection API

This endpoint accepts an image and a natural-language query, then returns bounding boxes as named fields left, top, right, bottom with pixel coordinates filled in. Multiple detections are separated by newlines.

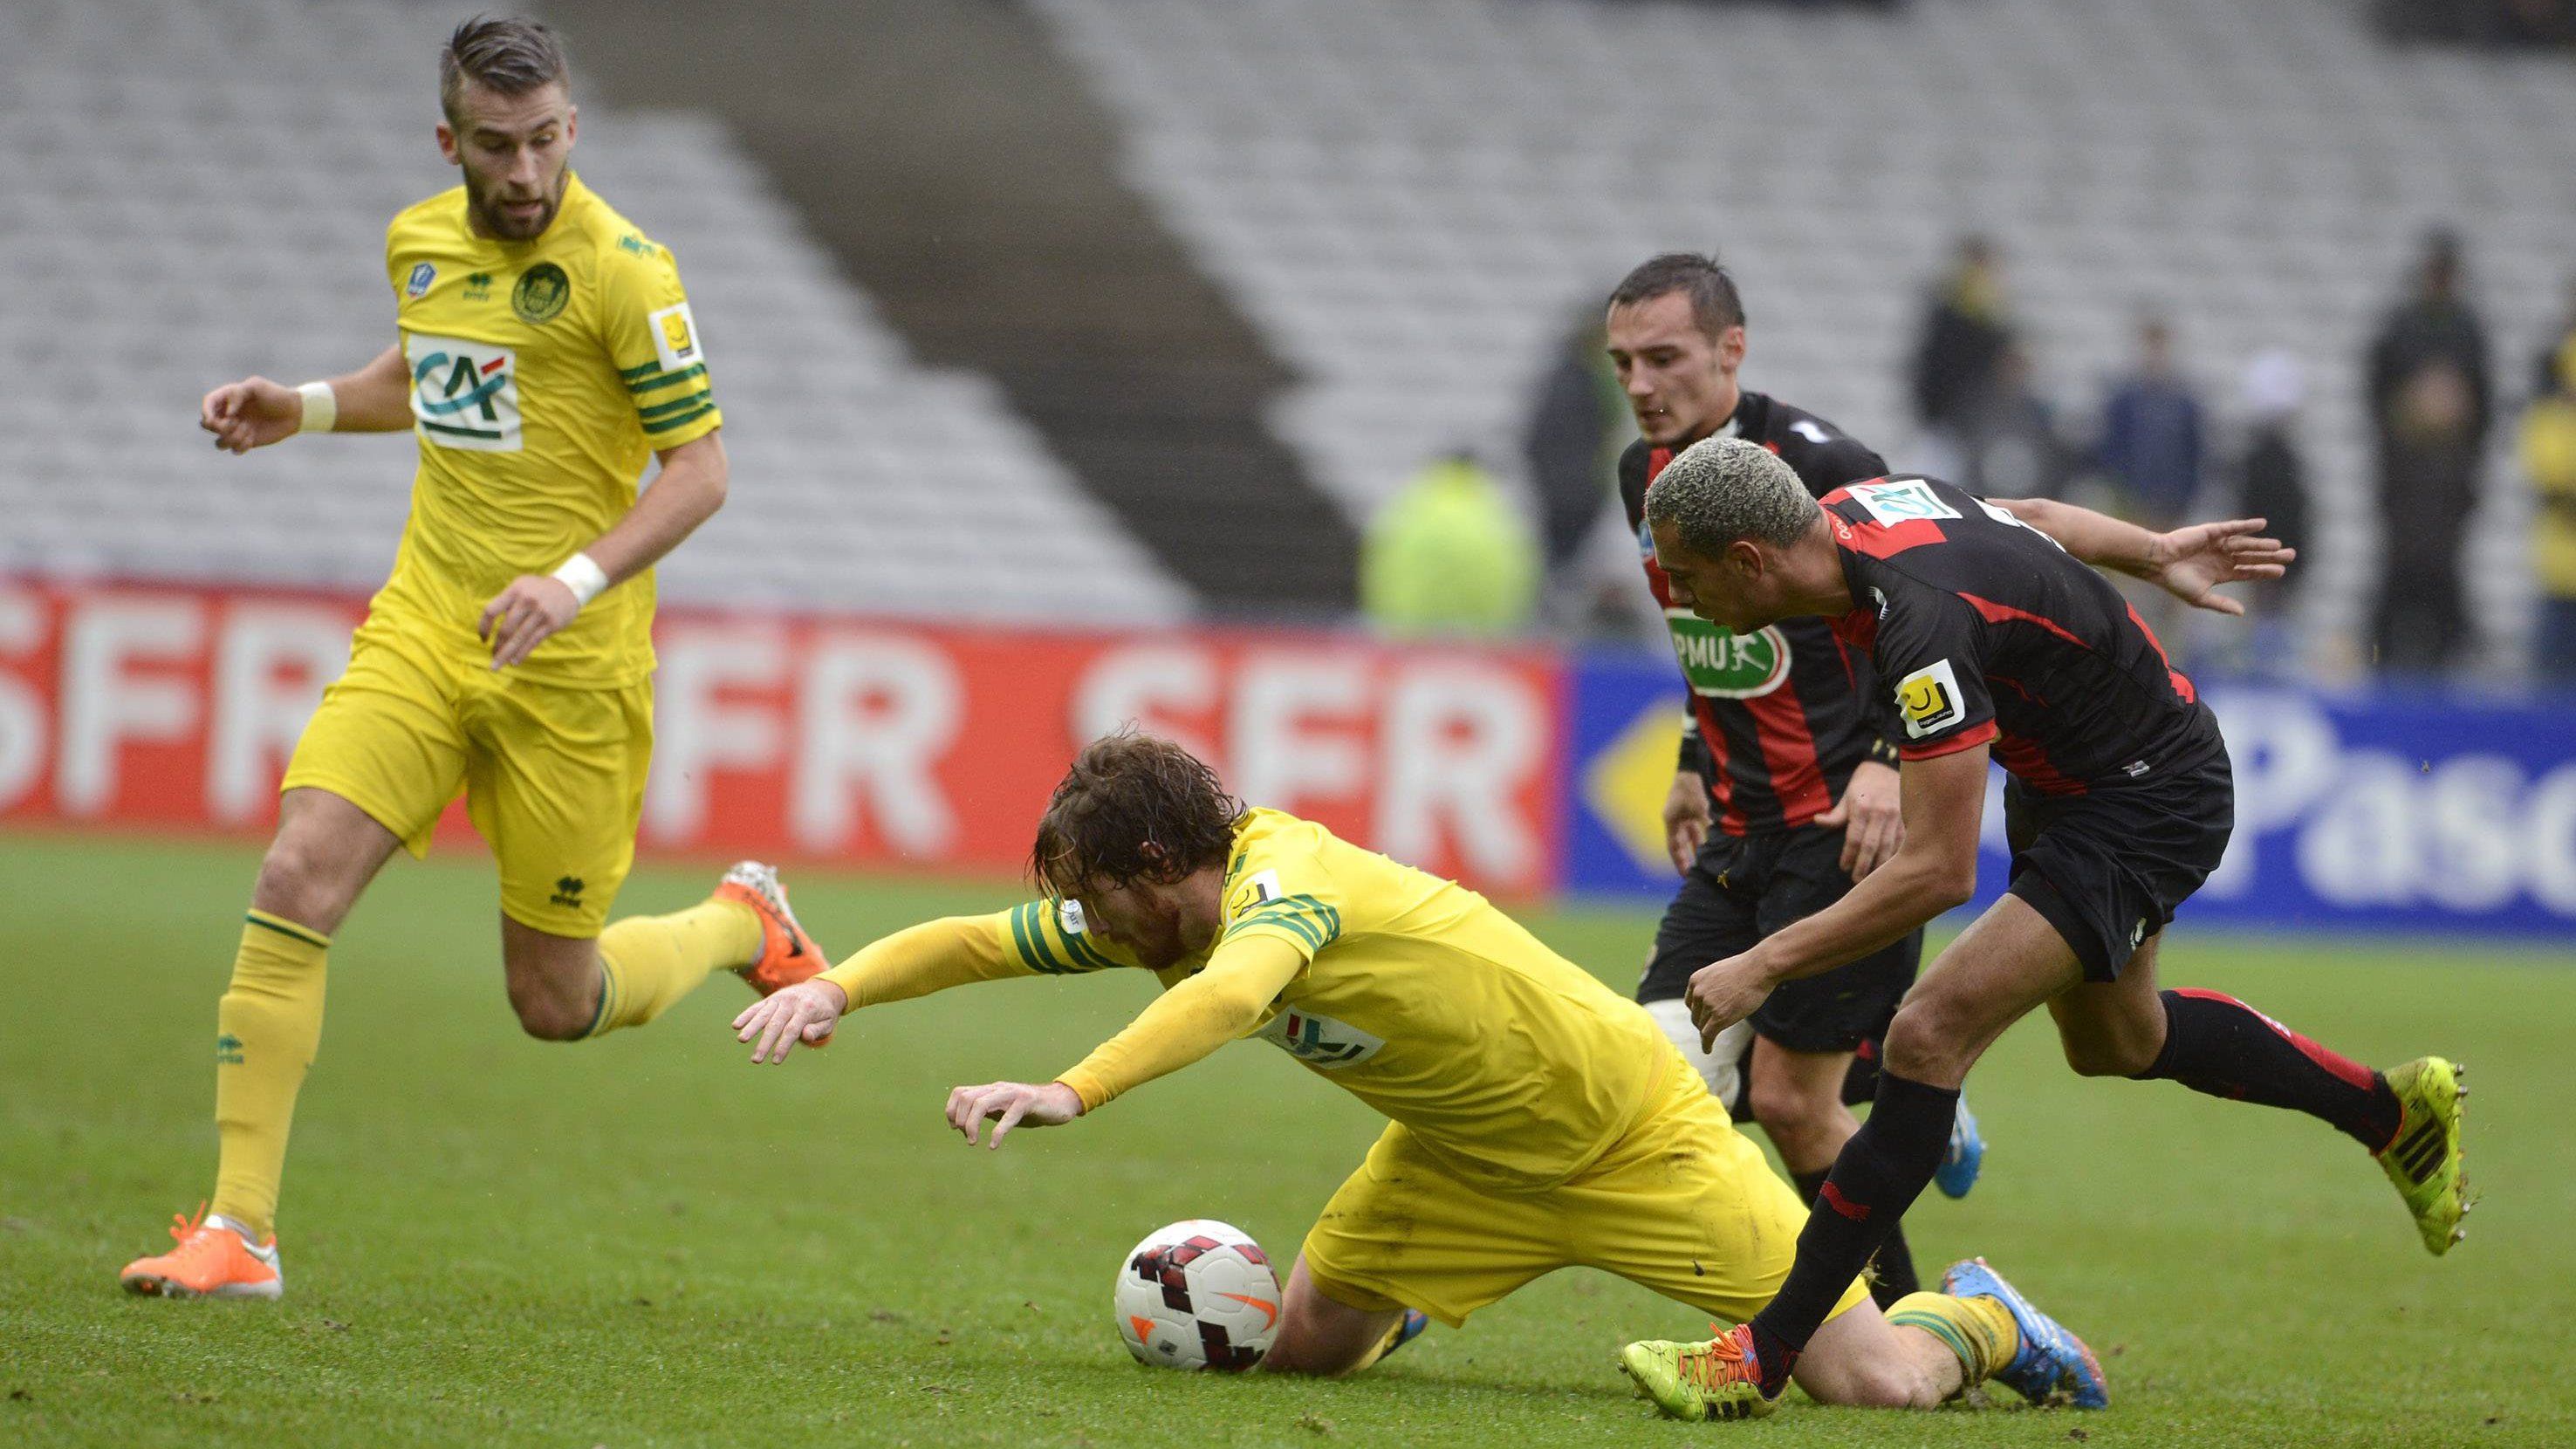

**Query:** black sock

left=1840, top=1040, right=1881, bottom=1107
left=1791, top=1168, right=1919, bottom=1309
left=1747, top=1072, right=1958, bottom=1393
left=2134, top=989, right=2401, bottom=1150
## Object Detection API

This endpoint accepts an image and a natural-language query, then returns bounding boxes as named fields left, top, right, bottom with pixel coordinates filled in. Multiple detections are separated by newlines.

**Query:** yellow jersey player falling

left=121, top=17, right=827, bottom=1302
left=736, top=732, right=2095, bottom=1416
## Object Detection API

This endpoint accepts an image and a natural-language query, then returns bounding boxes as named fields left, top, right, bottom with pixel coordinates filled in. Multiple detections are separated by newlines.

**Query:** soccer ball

left=1112, top=1219, right=1282, bottom=1371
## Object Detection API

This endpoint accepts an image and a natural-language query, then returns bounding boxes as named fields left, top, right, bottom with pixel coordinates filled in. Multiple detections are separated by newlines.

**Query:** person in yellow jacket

left=734, top=730, right=2107, bottom=1414
left=1358, top=452, right=1540, bottom=637
left=2525, top=336, right=2576, bottom=682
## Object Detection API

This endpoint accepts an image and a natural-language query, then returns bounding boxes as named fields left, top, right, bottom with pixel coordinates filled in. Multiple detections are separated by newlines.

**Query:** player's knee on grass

left=1796, top=1301, right=1952, bottom=1409
left=1264, top=1258, right=1403, bottom=1377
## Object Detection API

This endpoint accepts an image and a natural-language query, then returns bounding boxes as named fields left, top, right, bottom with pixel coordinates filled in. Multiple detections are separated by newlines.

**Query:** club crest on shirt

left=1895, top=658, right=1967, bottom=738
left=511, top=262, right=570, bottom=325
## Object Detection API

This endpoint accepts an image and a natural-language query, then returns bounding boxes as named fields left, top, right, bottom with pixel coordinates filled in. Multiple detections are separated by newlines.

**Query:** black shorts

left=1636, top=824, right=1923, bottom=1055
left=2003, top=746, right=2234, bottom=983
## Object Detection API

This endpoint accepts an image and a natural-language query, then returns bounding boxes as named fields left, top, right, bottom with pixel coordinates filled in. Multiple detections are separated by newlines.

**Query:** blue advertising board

left=1565, top=648, right=2576, bottom=939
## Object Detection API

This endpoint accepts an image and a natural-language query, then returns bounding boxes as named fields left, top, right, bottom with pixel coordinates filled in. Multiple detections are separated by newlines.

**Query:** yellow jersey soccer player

left=735, top=732, right=2085, bottom=1414
left=121, top=17, right=826, bottom=1302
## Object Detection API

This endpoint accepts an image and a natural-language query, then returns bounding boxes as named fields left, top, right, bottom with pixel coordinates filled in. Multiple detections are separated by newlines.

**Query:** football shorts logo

left=1846, top=479, right=1962, bottom=527
left=405, top=262, right=436, bottom=298
left=647, top=302, right=702, bottom=372
left=1254, top=1008, right=1385, bottom=1070
left=406, top=332, right=521, bottom=452
left=512, top=262, right=570, bottom=325
left=1665, top=612, right=1790, bottom=698
left=1895, top=658, right=1967, bottom=739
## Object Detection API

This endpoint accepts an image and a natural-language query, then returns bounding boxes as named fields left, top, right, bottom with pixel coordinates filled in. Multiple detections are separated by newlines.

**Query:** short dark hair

left=1031, top=731, right=1247, bottom=895
left=440, top=16, right=570, bottom=125
left=1607, top=252, right=1747, bottom=341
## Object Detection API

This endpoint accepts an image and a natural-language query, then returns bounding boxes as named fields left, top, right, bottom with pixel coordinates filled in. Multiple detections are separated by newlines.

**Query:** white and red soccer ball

left=1113, top=1219, right=1283, bottom=1371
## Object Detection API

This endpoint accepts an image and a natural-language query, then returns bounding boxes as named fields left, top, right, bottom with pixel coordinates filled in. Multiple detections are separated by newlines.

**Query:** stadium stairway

left=538, top=0, right=1361, bottom=620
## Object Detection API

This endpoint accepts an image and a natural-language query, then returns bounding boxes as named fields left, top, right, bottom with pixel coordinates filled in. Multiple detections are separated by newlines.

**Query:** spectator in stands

left=1524, top=307, right=1630, bottom=582
left=2095, top=314, right=2206, bottom=528
left=2232, top=350, right=2314, bottom=679
left=1956, top=344, right=2073, bottom=501
left=1908, top=236, right=2014, bottom=470
left=2534, top=273, right=2576, bottom=400
left=2366, top=229, right=2491, bottom=675
left=2523, top=332, right=2576, bottom=683
left=1359, top=451, right=1539, bottom=639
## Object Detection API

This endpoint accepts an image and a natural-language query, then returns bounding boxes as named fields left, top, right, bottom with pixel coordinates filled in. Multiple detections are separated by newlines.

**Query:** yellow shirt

left=374, top=173, right=721, bottom=687
left=826, top=809, right=1677, bottom=1194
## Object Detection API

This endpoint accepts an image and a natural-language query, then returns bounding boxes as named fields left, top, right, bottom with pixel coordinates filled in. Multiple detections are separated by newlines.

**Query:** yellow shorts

left=1300, top=1048, right=1872, bottom=1329
left=280, top=617, right=652, bottom=937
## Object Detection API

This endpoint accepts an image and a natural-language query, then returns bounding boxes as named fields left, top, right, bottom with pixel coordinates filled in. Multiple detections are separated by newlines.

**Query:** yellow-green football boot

left=1619, top=1324, right=1779, bottom=1422
left=2376, top=1056, right=2470, bottom=1255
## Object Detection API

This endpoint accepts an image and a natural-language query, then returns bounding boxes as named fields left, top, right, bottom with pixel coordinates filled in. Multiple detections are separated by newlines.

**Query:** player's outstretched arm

left=479, top=430, right=730, bottom=668
left=1685, top=743, right=1987, bottom=1046
left=200, top=345, right=410, bottom=453
left=733, top=911, right=1043, bottom=1063
left=1985, top=496, right=2292, bottom=614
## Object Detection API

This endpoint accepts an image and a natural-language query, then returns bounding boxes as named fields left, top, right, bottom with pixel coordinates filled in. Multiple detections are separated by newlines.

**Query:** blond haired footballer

left=121, top=17, right=826, bottom=1300
left=733, top=732, right=2107, bottom=1415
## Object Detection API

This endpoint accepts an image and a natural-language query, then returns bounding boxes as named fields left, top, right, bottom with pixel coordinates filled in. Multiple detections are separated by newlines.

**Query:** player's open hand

left=2141, top=517, right=2295, bottom=616
left=200, top=376, right=304, bottom=454
left=944, top=1080, right=1084, bottom=1150
left=1816, top=759, right=1903, bottom=882
left=478, top=575, right=583, bottom=670
left=1663, top=770, right=1712, bottom=875
left=1685, top=953, right=1778, bottom=1050
left=735, top=978, right=847, bottom=1063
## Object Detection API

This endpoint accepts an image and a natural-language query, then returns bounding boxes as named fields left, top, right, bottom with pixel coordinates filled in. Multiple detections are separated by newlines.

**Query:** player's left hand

left=945, top=1080, right=1085, bottom=1150
left=1685, top=953, right=1778, bottom=1050
left=477, top=575, right=582, bottom=670
left=1816, top=759, right=1903, bottom=881
left=2141, top=518, right=2295, bottom=616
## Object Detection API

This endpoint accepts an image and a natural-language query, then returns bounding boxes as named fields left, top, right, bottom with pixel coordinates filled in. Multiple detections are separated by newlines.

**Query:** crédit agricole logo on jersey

left=405, top=332, right=521, bottom=452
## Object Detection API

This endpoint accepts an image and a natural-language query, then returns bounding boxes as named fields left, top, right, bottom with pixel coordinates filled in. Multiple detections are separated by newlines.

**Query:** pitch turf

left=2, top=833, right=2570, bottom=1447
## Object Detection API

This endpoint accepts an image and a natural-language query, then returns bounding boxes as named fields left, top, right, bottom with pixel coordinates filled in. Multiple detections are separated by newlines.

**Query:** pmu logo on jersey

left=405, top=332, right=521, bottom=452
left=405, top=262, right=436, bottom=298
left=1846, top=479, right=1961, bottom=527
left=1254, top=1008, right=1385, bottom=1070
left=1896, top=658, right=1967, bottom=739
left=1665, top=610, right=1790, bottom=699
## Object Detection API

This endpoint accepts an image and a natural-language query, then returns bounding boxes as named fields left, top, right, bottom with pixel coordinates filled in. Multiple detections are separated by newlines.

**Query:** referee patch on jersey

left=1895, top=659, right=1967, bottom=739
left=647, top=302, right=702, bottom=373
left=1846, top=479, right=1962, bottom=527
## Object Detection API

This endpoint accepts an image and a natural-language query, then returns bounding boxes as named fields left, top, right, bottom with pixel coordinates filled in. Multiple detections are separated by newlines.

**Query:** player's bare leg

left=1262, top=1256, right=1420, bottom=1377
left=521, top=863, right=828, bottom=1042
left=121, top=789, right=402, bottom=1297
left=1791, top=1296, right=1961, bottom=1407
left=502, top=918, right=607, bottom=1040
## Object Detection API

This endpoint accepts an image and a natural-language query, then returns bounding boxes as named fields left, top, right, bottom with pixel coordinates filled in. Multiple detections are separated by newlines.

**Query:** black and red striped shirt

left=1618, top=393, right=1901, bottom=837
left=1822, top=475, right=2223, bottom=795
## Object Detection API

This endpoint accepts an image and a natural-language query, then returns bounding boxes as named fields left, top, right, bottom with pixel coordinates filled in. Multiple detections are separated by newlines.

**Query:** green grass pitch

left=3, top=831, right=2571, bottom=1447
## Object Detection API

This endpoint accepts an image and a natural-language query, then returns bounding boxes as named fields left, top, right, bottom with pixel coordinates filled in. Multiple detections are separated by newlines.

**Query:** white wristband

left=295, top=380, right=337, bottom=434
left=550, top=552, right=609, bottom=608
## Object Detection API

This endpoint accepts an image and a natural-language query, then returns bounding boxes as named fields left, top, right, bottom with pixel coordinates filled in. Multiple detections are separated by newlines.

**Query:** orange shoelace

left=1679, top=1326, right=1759, bottom=1391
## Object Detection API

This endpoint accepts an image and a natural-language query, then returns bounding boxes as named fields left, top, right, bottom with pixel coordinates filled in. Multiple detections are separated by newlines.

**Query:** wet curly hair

left=1031, top=730, right=1246, bottom=895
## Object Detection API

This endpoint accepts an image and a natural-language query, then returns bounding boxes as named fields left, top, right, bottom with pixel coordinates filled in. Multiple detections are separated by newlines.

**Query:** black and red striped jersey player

left=1615, top=435, right=2467, bottom=1424
left=1603, top=253, right=2212, bottom=1308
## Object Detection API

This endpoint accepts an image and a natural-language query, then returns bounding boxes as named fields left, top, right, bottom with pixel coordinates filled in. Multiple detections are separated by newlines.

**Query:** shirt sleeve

left=598, top=236, right=721, bottom=449
left=818, top=899, right=1136, bottom=1008
left=1872, top=586, right=1997, bottom=761
left=1053, top=934, right=1307, bottom=1112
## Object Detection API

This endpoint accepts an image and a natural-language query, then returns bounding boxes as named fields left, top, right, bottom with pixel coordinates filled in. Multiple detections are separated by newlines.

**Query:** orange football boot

left=715, top=860, right=827, bottom=997
left=120, top=1206, right=283, bottom=1300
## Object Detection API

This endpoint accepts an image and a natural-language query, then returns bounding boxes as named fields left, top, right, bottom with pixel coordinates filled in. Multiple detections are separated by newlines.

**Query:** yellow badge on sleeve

left=647, top=302, right=702, bottom=372
left=1896, top=659, right=1966, bottom=739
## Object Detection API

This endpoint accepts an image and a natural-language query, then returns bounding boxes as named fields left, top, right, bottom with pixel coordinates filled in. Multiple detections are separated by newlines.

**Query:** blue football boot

left=1940, top=1257, right=2107, bottom=1410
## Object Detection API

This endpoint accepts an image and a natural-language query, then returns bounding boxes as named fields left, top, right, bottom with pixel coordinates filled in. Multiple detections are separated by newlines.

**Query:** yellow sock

left=1347, top=1314, right=1415, bottom=1373
left=210, top=911, right=330, bottom=1239
left=586, top=899, right=763, bottom=1036
left=1886, top=1291, right=2021, bottom=1388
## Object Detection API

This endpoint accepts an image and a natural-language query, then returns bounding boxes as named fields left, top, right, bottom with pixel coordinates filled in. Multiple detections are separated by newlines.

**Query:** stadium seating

left=1033, top=0, right=2576, bottom=660
left=0, top=0, right=1191, bottom=625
